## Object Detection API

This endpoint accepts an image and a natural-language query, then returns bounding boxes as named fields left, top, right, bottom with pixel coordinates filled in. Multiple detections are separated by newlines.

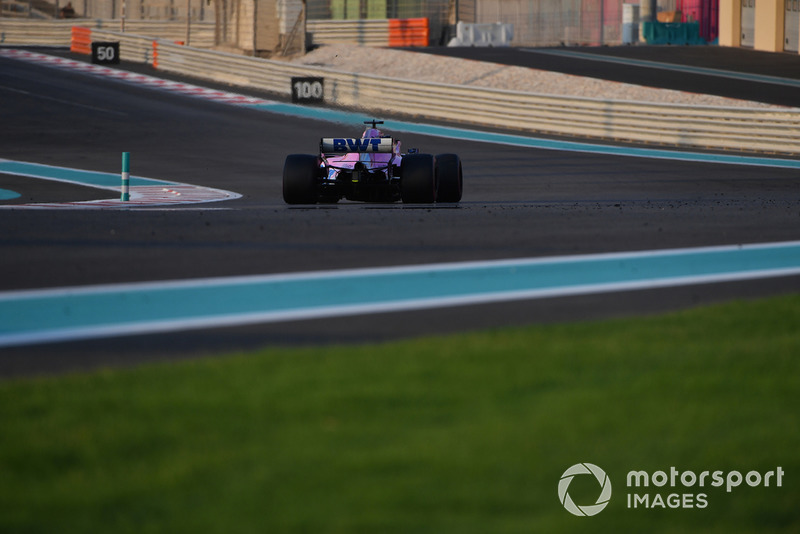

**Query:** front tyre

left=401, top=153, right=436, bottom=204
left=435, top=154, right=463, bottom=203
left=283, top=154, right=320, bottom=204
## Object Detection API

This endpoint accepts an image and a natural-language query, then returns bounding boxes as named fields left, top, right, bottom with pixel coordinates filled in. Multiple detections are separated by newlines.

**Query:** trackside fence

left=9, top=25, right=800, bottom=155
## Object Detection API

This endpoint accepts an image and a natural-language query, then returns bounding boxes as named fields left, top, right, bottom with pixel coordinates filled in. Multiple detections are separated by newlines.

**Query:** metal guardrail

left=307, top=20, right=390, bottom=46
left=0, top=19, right=74, bottom=44
left=306, top=19, right=429, bottom=47
left=0, top=19, right=215, bottom=47
left=4, top=24, right=800, bottom=154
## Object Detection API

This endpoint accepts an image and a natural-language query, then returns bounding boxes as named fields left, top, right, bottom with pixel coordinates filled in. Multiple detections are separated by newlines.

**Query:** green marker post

left=121, top=152, right=130, bottom=201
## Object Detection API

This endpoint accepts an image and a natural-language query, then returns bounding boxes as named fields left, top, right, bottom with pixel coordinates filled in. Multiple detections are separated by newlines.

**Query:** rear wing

left=320, top=138, right=394, bottom=154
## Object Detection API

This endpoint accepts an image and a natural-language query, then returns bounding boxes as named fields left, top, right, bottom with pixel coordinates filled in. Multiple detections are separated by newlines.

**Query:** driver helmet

left=362, top=128, right=382, bottom=138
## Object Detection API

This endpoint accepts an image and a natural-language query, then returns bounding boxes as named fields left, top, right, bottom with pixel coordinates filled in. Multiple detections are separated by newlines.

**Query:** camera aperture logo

left=558, top=463, right=612, bottom=517
left=558, top=463, right=785, bottom=516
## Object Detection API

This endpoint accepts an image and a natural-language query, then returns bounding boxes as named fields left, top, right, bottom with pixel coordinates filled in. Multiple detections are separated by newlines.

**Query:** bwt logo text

left=332, top=138, right=383, bottom=152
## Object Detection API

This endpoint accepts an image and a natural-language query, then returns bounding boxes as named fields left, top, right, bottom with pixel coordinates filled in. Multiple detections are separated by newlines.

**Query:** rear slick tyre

left=401, top=153, right=436, bottom=204
left=435, top=153, right=463, bottom=203
left=283, top=154, right=319, bottom=204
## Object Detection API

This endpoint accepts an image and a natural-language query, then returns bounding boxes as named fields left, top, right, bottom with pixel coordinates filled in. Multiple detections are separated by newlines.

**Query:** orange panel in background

left=388, top=18, right=429, bottom=47
left=70, top=26, right=92, bottom=54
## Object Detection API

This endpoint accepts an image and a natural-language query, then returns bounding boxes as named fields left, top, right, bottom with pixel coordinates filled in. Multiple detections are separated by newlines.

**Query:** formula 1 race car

left=283, top=120, right=463, bottom=204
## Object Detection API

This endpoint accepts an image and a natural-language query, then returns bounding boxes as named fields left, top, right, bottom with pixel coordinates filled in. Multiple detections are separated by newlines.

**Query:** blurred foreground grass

left=1, top=294, right=798, bottom=533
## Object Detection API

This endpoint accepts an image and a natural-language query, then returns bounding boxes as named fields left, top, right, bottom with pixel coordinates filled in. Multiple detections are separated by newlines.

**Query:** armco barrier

left=307, top=18, right=428, bottom=47
left=0, top=19, right=214, bottom=47
left=1, top=19, right=75, bottom=45
left=307, top=20, right=390, bottom=46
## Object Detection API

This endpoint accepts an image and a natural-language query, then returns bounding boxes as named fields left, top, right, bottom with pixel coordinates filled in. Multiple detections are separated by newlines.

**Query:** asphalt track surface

left=1, top=46, right=800, bottom=376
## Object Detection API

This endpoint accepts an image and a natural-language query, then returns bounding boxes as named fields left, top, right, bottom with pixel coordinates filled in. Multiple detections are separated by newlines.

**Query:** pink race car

left=283, top=120, right=463, bottom=204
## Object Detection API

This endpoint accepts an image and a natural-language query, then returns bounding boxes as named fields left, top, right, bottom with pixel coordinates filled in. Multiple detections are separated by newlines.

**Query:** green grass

left=1, top=294, right=798, bottom=533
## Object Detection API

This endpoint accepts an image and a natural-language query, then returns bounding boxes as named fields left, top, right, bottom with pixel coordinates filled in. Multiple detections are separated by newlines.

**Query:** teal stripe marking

left=0, top=188, right=20, bottom=200
left=525, top=48, right=800, bottom=89
left=249, top=103, right=800, bottom=170
left=0, top=160, right=173, bottom=188
left=1, top=241, right=799, bottom=347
